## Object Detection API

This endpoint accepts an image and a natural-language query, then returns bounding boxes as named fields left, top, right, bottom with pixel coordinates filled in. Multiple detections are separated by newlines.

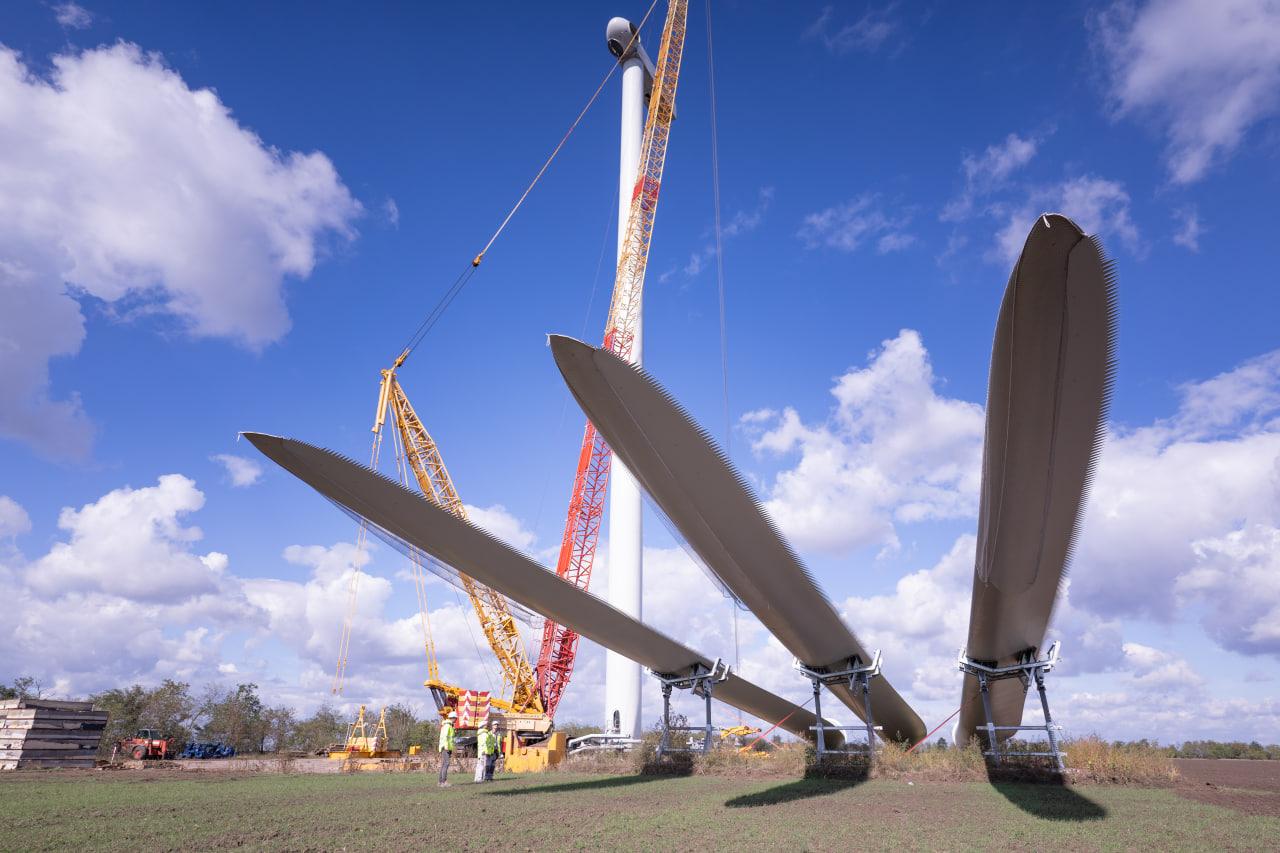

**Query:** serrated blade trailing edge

left=958, top=213, right=1118, bottom=745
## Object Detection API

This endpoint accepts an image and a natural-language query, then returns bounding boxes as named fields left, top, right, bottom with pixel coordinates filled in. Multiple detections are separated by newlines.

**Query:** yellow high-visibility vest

left=438, top=721, right=455, bottom=752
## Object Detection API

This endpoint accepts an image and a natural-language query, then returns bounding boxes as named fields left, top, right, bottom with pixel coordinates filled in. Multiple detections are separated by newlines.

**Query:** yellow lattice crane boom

left=327, top=4, right=684, bottom=745
left=375, top=351, right=543, bottom=715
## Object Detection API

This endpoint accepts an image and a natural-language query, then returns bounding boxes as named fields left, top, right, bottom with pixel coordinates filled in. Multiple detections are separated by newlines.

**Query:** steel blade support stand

left=651, top=659, right=730, bottom=756
left=957, top=641, right=1065, bottom=773
left=795, top=650, right=884, bottom=759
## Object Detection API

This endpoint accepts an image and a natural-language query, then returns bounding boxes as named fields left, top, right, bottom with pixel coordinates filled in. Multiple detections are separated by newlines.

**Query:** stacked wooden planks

left=0, top=698, right=108, bottom=769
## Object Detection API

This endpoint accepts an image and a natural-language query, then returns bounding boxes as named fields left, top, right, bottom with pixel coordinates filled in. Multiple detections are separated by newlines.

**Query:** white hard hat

left=446, top=710, right=456, bottom=718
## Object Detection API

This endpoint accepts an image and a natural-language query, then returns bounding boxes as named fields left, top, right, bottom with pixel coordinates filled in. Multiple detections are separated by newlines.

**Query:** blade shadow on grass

left=483, top=774, right=665, bottom=797
left=988, top=780, right=1107, bottom=821
left=725, top=766, right=868, bottom=808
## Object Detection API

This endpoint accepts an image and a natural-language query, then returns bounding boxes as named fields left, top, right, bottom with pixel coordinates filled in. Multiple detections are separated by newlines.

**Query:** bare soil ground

left=1173, top=759, right=1280, bottom=817
left=1, top=761, right=1278, bottom=851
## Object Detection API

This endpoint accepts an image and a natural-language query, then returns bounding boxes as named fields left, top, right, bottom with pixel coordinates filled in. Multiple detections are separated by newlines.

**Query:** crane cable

left=391, top=418, right=498, bottom=696
left=704, top=0, right=739, bottom=720
left=331, top=428, right=385, bottom=694
left=340, top=1, right=657, bottom=702
left=531, top=181, right=619, bottom=545
left=396, top=0, right=662, bottom=363
left=705, top=0, right=730, bottom=461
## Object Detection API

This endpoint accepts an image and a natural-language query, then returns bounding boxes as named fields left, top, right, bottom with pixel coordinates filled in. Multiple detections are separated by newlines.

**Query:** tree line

left=1167, top=740, right=1280, bottom=760
left=3, top=676, right=1275, bottom=760
left=89, top=681, right=459, bottom=758
left=2, top=676, right=445, bottom=758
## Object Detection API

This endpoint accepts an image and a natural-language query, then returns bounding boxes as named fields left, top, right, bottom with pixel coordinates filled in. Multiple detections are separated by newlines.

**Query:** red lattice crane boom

left=535, top=0, right=688, bottom=718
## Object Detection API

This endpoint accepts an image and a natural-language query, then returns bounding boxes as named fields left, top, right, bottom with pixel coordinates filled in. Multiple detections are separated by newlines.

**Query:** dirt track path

left=1173, top=759, right=1280, bottom=817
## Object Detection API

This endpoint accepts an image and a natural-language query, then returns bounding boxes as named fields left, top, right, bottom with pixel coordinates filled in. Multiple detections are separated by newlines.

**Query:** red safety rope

left=737, top=696, right=814, bottom=753
left=907, top=706, right=962, bottom=753
left=744, top=693, right=976, bottom=755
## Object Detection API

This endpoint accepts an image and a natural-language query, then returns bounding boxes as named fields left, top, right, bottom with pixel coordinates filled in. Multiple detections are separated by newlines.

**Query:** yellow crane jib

left=381, top=367, right=544, bottom=716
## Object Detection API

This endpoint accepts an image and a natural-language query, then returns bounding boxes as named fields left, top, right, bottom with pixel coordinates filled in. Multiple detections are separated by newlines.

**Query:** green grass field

left=1, top=770, right=1276, bottom=851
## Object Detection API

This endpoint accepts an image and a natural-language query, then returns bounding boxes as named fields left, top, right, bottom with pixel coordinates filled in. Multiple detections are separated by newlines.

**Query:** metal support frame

left=649, top=658, right=730, bottom=756
left=794, top=650, right=883, bottom=758
left=957, top=641, right=1065, bottom=772
left=567, top=733, right=644, bottom=754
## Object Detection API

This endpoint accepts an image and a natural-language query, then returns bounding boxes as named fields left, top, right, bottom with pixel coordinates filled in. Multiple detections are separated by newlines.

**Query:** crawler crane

left=536, top=0, right=688, bottom=720
left=333, top=350, right=551, bottom=737
left=327, top=0, right=689, bottom=757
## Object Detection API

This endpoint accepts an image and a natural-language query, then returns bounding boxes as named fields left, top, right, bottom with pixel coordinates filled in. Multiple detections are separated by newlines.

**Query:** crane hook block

left=472, top=253, right=484, bottom=267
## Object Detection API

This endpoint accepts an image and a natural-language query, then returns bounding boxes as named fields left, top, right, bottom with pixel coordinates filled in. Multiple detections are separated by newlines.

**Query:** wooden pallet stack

left=0, top=698, right=108, bottom=769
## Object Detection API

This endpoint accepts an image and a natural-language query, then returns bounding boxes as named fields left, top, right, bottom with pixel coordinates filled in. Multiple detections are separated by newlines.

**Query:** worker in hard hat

left=472, top=726, right=487, bottom=783
left=481, top=721, right=501, bottom=781
left=437, top=710, right=456, bottom=787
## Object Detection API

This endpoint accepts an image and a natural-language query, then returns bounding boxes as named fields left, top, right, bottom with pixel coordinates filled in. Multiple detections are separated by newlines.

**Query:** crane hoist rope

left=335, top=355, right=546, bottom=717
left=388, top=400, right=493, bottom=694
left=386, top=371, right=541, bottom=713
left=396, top=0, right=661, bottom=363
left=330, top=1, right=667, bottom=728
left=535, top=0, right=689, bottom=719
left=330, top=425, right=385, bottom=694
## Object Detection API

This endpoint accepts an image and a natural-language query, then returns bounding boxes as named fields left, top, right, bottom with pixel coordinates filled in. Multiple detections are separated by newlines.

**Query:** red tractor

left=118, top=728, right=174, bottom=761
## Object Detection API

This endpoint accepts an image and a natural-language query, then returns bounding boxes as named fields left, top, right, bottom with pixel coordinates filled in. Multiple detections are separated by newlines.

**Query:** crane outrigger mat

left=958, top=214, right=1117, bottom=745
left=548, top=336, right=926, bottom=744
left=242, top=432, right=840, bottom=745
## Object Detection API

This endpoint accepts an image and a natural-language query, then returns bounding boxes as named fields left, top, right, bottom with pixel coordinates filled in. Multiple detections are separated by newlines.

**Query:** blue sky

left=1, top=1, right=1277, bottom=743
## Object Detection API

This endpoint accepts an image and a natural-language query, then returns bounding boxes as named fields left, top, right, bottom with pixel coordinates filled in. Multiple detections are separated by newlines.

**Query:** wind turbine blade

left=243, top=432, right=839, bottom=745
left=958, top=213, right=1117, bottom=744
left=548, top=335, right=926, bottom=743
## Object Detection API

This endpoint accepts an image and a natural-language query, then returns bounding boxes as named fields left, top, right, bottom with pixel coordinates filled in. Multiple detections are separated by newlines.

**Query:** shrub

left=1066, top=736, right=1179, bottom=784
left=549, top=733, right=1176, bottom=786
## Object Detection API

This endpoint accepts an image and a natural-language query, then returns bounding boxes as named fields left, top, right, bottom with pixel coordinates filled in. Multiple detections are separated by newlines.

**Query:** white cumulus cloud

left=26, top=474, right=227, bottom=602
left=804, top=4, right=901, bottom=55
left=462, top=503, right=538, bottom=553
left=798, top=195, right=914, bottom=255
left=1180, top=524, right=1280, bottom=656
left=0, top=43, right=361, bottom=458
left=942, top=132, right=1045, bottom=222
left=1, top=476, right=257, bottom=690
left=1172, top=206, right=1203, bottom=251
left=993, top=176, right=1141, bottom=264
left=1121, top=642, right=1204, bottom=692
left=1092, top=0, right=1280, bottom=183
left=0, top=496, right=31, bottom=538
left=841, top=535, right=974, bottom=702
left=671, top=187, right=773, bottom=281
left=53, top=2, right=92, bottom=29
left=211, top=453, right=264, bottom=488
left=745, top=329, right=984, bottom=555
left=1071, top=349, right=1280, bottom=645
